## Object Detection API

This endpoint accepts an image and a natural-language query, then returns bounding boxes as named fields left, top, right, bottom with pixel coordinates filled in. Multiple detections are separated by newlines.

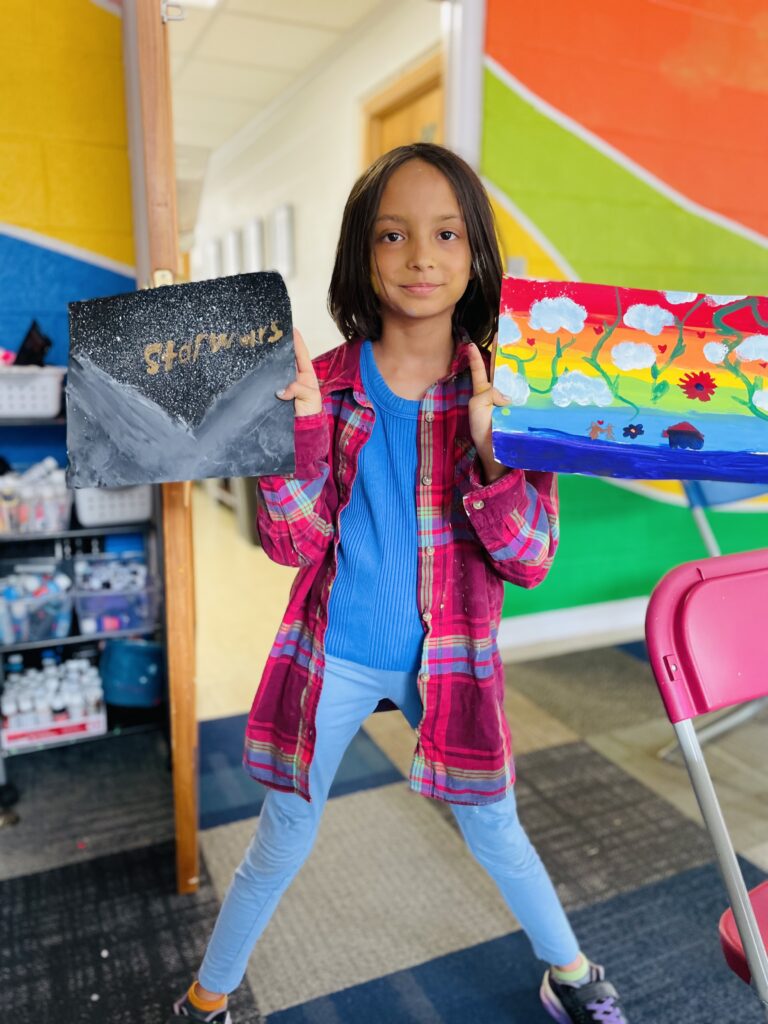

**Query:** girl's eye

left=381, top=231, right=403, bottom=243
left=438, top=230, right=458, bottom=241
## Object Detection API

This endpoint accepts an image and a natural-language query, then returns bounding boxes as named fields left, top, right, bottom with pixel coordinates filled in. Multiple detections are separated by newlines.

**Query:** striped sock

left=551, top=953, right=592, bottom=988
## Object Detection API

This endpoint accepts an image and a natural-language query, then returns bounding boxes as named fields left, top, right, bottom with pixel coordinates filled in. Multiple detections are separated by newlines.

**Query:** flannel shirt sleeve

left=462, top=462, right=559, bottom=588
left=255, top=411, right=335, bottom=567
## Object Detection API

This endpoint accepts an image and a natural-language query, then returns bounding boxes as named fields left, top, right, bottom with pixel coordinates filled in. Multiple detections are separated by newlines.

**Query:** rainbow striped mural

left=0, top=0, right=134, bottom=467
left=479, top=0, right=768, bottom=616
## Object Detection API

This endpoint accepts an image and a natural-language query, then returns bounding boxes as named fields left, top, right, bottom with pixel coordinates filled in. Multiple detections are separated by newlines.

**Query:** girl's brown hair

left=328, top=143, right=502, bottom=349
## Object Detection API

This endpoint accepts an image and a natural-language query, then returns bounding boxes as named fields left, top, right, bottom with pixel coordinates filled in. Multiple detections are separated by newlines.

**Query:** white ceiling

left=168, top=0, right=390, bottom=243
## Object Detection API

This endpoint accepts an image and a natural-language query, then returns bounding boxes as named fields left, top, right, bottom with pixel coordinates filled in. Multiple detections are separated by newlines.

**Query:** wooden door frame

left=123, top=0, right=199, bottom=895
left=362, top=50, right=444, bottom=167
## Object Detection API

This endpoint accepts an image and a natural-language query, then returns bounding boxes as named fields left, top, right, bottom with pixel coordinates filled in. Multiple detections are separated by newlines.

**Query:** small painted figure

left=588, top=420, right=614, bottom=441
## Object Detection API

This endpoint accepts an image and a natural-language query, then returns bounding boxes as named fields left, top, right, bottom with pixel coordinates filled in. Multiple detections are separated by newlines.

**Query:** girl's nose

left=408, top=243, right=435, bottom=270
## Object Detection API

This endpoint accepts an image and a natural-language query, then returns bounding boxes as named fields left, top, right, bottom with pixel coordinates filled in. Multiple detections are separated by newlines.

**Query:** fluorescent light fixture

left=243, top=218, right=265, bottom=273
left=222, top=229, right=242, bottom=276
left=270, top=205, right=294, bottom=280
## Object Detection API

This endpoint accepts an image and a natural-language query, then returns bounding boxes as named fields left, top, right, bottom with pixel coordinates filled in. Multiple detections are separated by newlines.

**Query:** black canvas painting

left=66, top=272, right=295, bottom=487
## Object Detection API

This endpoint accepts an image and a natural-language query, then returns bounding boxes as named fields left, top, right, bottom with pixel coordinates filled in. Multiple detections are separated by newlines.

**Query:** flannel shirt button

left=426, top=545, right=435, bottom=555
left=422, top=611, right=432, bottom=622
left=425, top=411, right=434, bottom=422
left=421, top=475, right=431, bottom=486
left=420, top=672, right=430, bottom=682
left=472, top=499, right=485, bottom=510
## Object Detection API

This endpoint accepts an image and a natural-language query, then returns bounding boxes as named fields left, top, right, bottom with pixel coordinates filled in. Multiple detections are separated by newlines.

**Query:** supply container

left=0, top=650, right=107, bottom=752
left=74, top=485, right=152, bottom=527
left=100, top=638, right=165, bottom=707
left=73, top=550, right=147, bottom=584
left=0, top=570, right=73, bottom=645
left=0, top=459, right=72, bottom=535
left=20, top=590, right=73, bottom=643
left=74, top=586, right=158, bottom=636
left=0, top=366, right=65, bottom=419
left=72, top=550, right=156, bottom=636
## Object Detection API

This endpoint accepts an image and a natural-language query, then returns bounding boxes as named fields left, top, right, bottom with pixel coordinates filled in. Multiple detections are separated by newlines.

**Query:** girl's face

left=371, top=159, right=473, bottom=332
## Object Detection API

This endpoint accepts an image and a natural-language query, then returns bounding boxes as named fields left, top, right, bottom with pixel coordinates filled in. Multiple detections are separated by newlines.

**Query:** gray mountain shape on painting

left=67, top=341, right=295, bottom=487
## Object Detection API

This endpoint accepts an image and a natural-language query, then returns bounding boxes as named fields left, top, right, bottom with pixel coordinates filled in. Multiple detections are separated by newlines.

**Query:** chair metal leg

left=658, top=697, right=768, bottom=762
left=675, top=721, right=768, bottom=1006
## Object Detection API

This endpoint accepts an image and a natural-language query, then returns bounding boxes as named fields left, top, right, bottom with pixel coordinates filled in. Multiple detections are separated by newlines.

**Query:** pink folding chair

left=645, top=549, right=768, bottom=1019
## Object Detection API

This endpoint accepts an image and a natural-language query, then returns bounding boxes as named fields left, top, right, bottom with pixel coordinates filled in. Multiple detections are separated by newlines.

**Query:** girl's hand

left=466, top=335, right=511, bottom=484
left=276, top=328, right=323, bottom=417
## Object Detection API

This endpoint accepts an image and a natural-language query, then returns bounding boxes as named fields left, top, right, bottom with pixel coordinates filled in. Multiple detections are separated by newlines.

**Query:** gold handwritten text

left=144, top=322, right=284, bottom=375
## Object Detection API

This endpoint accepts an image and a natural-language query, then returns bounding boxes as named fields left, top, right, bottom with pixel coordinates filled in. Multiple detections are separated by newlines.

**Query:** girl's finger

left=292, top=328, right=314, bottom=377
left=276, top=380, right=319, bottom=402
left=489, top=332, right=498, bottom=385
left=492, top=387, right=512, bottom=406
left=467, top=342, right=492, bottom=397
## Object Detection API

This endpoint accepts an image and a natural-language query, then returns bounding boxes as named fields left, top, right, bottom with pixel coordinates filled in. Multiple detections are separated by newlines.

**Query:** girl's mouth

left=401, top=283, right=440, bottom=295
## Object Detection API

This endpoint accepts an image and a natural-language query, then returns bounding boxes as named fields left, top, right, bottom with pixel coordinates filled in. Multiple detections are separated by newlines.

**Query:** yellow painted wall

left=0, top=0, right=134, bottom=268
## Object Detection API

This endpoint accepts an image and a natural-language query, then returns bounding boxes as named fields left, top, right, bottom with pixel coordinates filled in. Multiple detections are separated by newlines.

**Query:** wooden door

left=364, top=52, right=444, bottom=165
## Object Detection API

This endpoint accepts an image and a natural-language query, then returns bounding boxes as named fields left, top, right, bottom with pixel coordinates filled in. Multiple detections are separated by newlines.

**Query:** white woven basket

left=0, top=366, right=65, bottom=419
left=74, top=485, right=153, bottom=527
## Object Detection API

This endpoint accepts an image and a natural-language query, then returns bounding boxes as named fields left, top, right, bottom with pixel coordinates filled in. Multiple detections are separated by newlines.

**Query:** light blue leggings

left=198, top=654, right=579, bottom=994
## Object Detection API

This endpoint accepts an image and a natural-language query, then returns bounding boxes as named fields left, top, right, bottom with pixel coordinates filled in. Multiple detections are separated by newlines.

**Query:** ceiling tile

left=166, top=6, right=216, bottom=56
left=174, top=143, right=211, bottom=180
left=173, top=94, right=257, bottom=148
left=176, top=177, right=204, bottom=236
left=194, top=12, right=339, bottom=71
left=174, top=59, right=293, bottom=104
left=173, top=115, right=240, bottom=150
left=222, top=0, right=385, bottom=32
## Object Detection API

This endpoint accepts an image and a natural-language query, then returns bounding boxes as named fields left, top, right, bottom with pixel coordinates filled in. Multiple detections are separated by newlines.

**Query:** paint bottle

left=51, top=693, right=67, bottom=723
left=5, top=653, right=24, bottom=677
left=1, top=693, right=18, bottom=730
left=34, top=693, right=52, bottom=727
left=19, top=457, right=58, bottom=486
left=66, top=690, right=85, bottom=722
left=17, top=693, right=34, bottom=728
left=41, top=649, right=59, bottom=669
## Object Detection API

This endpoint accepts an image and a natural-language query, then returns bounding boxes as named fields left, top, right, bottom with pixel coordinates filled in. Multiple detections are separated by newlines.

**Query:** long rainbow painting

left=492, top=279, right=768, bottom=482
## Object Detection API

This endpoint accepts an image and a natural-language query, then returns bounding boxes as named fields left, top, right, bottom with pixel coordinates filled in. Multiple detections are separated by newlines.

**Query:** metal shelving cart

left=0, top=463, right=166, bottom=819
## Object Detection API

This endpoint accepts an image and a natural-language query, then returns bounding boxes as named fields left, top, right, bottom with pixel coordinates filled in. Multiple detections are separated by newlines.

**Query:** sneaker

left=169, top=987, right=233, bottom=1023
left=540, top=962, right=629, bottom=1023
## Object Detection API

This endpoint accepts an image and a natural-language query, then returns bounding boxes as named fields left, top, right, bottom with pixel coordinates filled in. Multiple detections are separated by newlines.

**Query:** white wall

left=192, top=0, right=442, bottom=356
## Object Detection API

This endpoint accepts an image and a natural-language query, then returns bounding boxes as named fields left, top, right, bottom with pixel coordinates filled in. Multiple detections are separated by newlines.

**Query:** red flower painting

left=678, top=370, right=717, bottom=402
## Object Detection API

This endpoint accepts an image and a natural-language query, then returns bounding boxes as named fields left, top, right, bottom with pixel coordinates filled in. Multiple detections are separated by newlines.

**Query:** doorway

left=364, top=52, right=444, bottom=165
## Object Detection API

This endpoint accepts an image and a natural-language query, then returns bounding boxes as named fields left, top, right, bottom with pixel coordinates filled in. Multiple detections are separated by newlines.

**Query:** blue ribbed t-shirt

left=324, top=339, right=424, bottom=672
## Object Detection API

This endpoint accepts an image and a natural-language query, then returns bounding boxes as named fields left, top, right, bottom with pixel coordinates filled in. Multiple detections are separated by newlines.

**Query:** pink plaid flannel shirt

left=245, top=336, right=559, bottom=804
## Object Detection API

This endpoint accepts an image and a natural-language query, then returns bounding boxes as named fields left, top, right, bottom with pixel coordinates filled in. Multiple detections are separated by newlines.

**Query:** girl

left=171, top=143, right=629, bottom=1024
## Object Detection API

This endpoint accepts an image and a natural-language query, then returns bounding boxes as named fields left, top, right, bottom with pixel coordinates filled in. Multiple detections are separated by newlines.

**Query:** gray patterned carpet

left=2, top=646, right=766, bottom=1024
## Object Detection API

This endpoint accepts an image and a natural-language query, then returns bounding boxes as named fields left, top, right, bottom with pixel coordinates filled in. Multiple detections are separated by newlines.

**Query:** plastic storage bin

left=0, top=591, right=73, bottom=645
left=74, top=485, right=152, bottom=526
left=73, top=551, right=148, bottom=590
left=72, top=552, right=155, bottom=636
left=0, top=488, right=72, bottom=535
left=0, top=367, right=65, bottom=419
left=74, top=586, right=158, bottom=636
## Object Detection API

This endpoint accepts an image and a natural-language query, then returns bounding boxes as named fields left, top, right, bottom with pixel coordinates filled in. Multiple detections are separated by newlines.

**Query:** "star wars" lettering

left=143, top=322, right=284, bottom=375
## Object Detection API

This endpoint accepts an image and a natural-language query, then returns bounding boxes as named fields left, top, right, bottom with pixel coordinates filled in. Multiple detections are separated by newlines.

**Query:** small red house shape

left=662, top=421, right=705, bottom=450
